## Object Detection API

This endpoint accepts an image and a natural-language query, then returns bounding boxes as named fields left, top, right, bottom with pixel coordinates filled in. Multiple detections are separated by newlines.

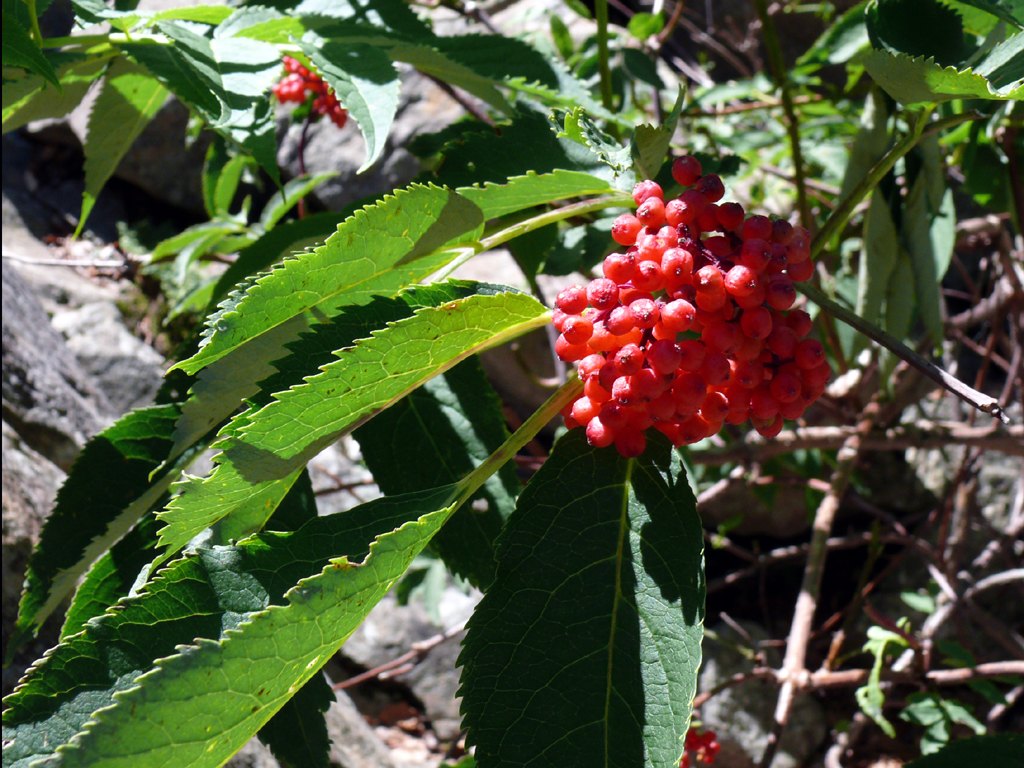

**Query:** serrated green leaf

left=167, top=314, right=309, bottom=464
left=855, top=189, right=900, bottom=353
left=631, top=87, right=684, bottom=180
left=175, top=185, right=485, bottom=376
left=159, top=288, right=546, bottom=560
left=425, top=108, right=614, bottom=189
left=209, top=212, right=342, bottom=310
left=202, top=133, right=230, bottom=218
left=540, top=217, right=615, bottom=275
left=862, top=48, right=1024, bottom=104
left=2, top=55, right=105, bottom=133
left=867, top=0, right=976, bottom=67
left=59, top=510, right=161, bottom=641
left=260, top=173, right=338, bottom=230
left=563, top=106, right=633, bottom=174
left=295, top=0, right=433, bottom=38
left=78, top=58, right=168, bottom=235
left=2, top=12, right=60, bottom=89
left=2, top=484, right=461, bottom=768
left=459, top=430, right=704, bottom=768
left=903, top=734, right=1024, bottom=768
left=8, top=406, right=180, bottom=659
left=456, top=169, right=613, bottom=220
left=355, top=356, right=520, bottom=589
left=952, top=0, right=1024, bottom=27
left=975, top=30, right=1024, bottom=91
left=839, top=86, right=891, bottom=206
left=152, top=220, right=240, bottom=260
left=300, top=37, right=399, bottom=172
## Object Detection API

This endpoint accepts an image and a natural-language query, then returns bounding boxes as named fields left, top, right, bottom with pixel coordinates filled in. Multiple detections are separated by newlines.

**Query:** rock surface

left=698, top=621, right=828, bottom=768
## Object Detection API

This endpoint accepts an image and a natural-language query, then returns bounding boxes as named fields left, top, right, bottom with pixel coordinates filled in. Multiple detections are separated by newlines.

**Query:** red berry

left=637, top=196, right=667, bottom=228
left=632, top=180, right=663, bottom=206
left=695, top=173, right=725, bottom=202
left=612, top=214, right=643, bottom=246
left=672, top=155, right=703, bottom=186
left=742, top=214, right=772, bottom=241
left=555, top=284, right=588, bottom=314
left=586, top=417, right=616, bottom=447
left=587, top=278, right=619, bottom=310
left=561, top=314, right=594, bottom=345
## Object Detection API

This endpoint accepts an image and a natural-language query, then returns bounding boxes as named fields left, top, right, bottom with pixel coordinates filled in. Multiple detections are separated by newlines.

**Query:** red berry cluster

left=554, top=156, right=831, bottom=458
left=679, top=729, right=721, bottom=767
left=271, top=56, right=349, bottom=129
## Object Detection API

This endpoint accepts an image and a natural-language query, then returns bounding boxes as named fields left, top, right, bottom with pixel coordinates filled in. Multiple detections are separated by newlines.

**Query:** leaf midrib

left=604, top=460, right=633, bottom=768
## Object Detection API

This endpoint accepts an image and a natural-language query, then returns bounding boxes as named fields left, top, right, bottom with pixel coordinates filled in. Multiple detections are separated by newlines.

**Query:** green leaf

left=456, top=169, right=613, bottom=220
left=459, top=430, right=705, bottom=768
left=259, top=172, right=338, bottom=230
left=174, top=185, right=485, bottom=375
left=295, top=0, right=433, bottom=38
left=900, top=590, right=936, bottom=614
left=209, top=212, right=342, bottom=310
left=855, top=188, right=900, bottom=353
left=2, top=55, right=105, bottom=133
left=152, top=220, right=241, bottom=260
left=631, top=87, right=684, bottom=181
left=301, top=37, right=400, bottom=172
left=213, top=153, right=251, bottom=216
left=202, top=133, right=230, bottom=218
left=622, top=47, right=665, bottom=89
left=949, top=0, right=1024, bottom=27
left=7, top=406, right=180, bottom=660
left=561, top=106, right=633, bottom=175
left=2, top=12, right=60, bottom=89
left=549, top=14, right=574, bottom=60
left=354, top=356, right=520, bottom=589
left=900, top=692, right=986, bottom=753
left=799, top=1, right=871, bottom=66
left=903, top=734, right=1024, bottom=768
left=862, top=48, right=1024, bottom=104
left=627, top=12, right=665, bottom=40
left=59, top=510, right=161, bottom=641
left=903, top=136, right=954, bottom=347
left=975, top=30, right=1024, bottom=92
left=866, top=0, right=976, bottom=67
left=78, top=58, right=168, bottom=235
left=838, top=86, right=891, bottom=206
left=2, top=484, right=461, bottom=768
left=855, top=624, right=909, bottom=737
left=540, top=217, right=615, bottom=276
left=424, top=108, right=615, bottom=189
left=159, top=288, right=547, bottom=560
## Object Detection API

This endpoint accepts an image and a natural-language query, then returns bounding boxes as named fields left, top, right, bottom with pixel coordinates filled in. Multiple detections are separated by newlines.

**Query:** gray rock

left=2, top=260, right=112, bottom=469
left=224, top=680, right=407, bottom=768
left=1, top=419, right=66, bottom=697
left=51, top=302, right=164, bottom=415
left=277, top=66, right=463, bottom=212
left=341, top=587, right=480, bottom=730
left=307, top=437, right=382, bottom=517
left=698, top=468, right=812, bottom=538
left=698, top=621, right=827, bottom=768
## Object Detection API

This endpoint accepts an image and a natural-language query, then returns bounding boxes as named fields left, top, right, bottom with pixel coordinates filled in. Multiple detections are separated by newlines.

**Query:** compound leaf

left=459, top=430, right=705, bottom=768
left=79, top=57, right=168, bottom=235
left=174, top=185, right=485, bottom=376
left=158, top=288, right=547, bottom=560
left=2, top=484, right=460, bottom=768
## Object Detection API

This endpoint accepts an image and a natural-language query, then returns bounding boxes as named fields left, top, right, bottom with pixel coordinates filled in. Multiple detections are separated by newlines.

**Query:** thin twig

left=2, top=250, right=125, bottom=269
left=758, top=402, right=878, bottom=768
left=331, top=620, right=467, bottom=690
left=798, top=283, right=1010, bottom=423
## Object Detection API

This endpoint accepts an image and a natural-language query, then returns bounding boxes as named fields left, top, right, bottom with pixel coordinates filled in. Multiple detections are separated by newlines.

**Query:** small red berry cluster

left=554, top=155, right=831, bottom=458
left=679, top=728, right=721, bottom=767
left=271, top=56, right=349, bottom=129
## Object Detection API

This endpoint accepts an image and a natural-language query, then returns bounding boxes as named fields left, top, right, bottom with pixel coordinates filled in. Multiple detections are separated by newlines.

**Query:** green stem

left=796, top=282, right=1009, bottom=423
left=753, top=0, right=810, bottom=230
left=808, top=110, right=982, bottom=263
left=26, top=0, right=43, bottom=46
left=480, top=194, right=631, bottom=252
left=595, top=0, right=614, bottom=112
left=449, top=377, right=584, bottom=509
